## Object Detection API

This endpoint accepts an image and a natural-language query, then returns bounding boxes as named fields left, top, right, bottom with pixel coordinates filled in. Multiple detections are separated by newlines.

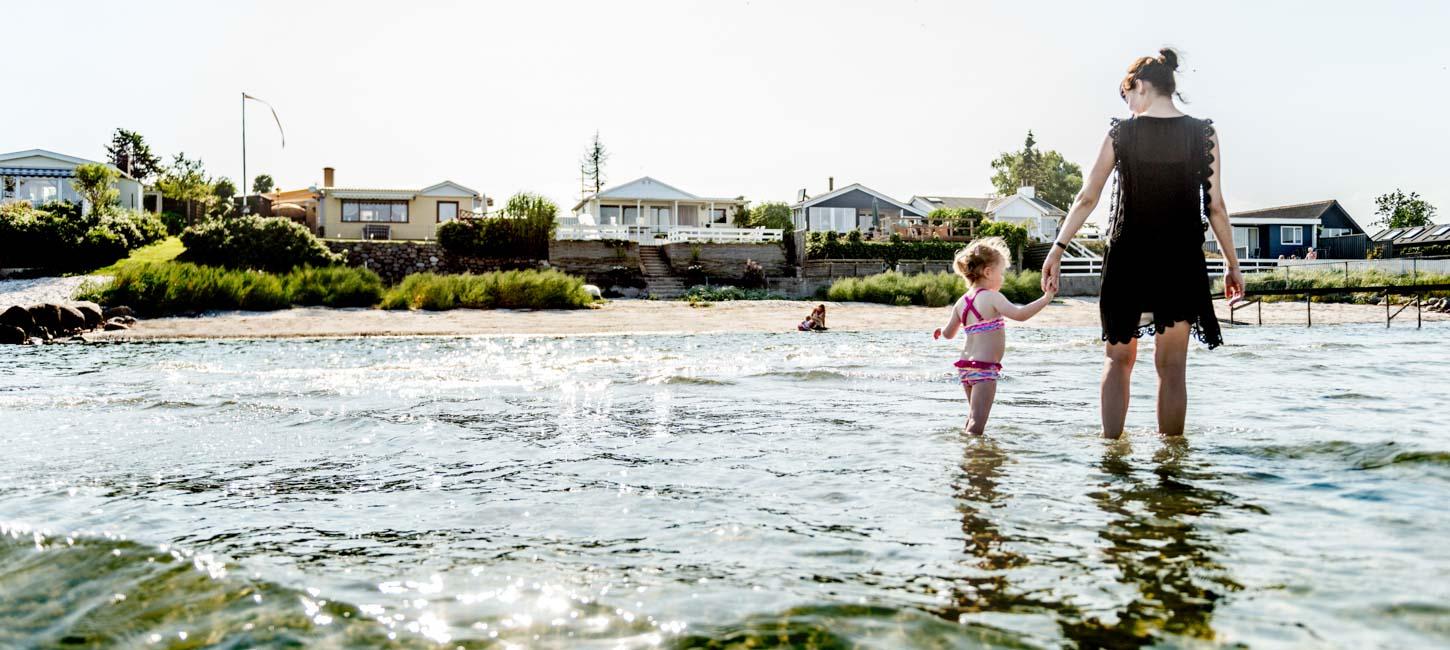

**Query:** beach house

left=1205, top=200, right=1365, bottom=259
left=266, top=167, right=485, bottom=241
left=561, top=177, right=778, bottom=244
left=790, top=181, right=929, bottom=234
left=0, top=149, right=145, bottom=214
left=908, top=186, right=1068, bottom=242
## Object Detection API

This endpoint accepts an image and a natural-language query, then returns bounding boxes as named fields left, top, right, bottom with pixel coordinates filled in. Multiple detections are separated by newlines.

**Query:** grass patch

left=379, top=270, right=593, bottom=310
left=826, top=270, right=1042, bottom=307
left=77, top=261, right=384, bottom=315
left=87, top=236, right=185, bottom=275
left=1224, top=269, right=1450, bottom=303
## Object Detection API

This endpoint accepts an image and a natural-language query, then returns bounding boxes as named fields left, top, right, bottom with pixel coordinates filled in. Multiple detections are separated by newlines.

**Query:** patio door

left=1233, top=226, right=1260, bottom=259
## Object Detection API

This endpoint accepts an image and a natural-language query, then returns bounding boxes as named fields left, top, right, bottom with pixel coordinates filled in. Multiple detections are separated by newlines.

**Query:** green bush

left=681, top=285, right=785, bottom=302
left=380, top=269, right=592, bottom=310
left=436, top=191, right=557, bottom=259
left=179, top=215, right=342, bottom=272
left=803, top=221, right=1029, bottom=264
left=0, top=201, right=166, bottom=271
left=826, top=270, right=1043, bottom=307
left=1226, top=268, right=1450, bottom=304
left=78, top=262, right=383, bottom=315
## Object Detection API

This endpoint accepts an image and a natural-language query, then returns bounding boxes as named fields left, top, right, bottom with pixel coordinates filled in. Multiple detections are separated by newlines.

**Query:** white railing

left=1206, top=258, right=1280, bottom=275
left=665, top=227, right=783, bottom=244
left=555, top=224, right=636, bottom=241
left=1061, top=258, right=1104, bottom=276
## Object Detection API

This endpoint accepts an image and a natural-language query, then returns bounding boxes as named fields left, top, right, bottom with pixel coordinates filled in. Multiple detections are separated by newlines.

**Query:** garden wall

left=547, top=240, right=640, bottom=278
left=661, top=242, right=790, bottom=279
left=801, top=259, right=889, bottom=278
left=325, top=240, right=539, bottom=284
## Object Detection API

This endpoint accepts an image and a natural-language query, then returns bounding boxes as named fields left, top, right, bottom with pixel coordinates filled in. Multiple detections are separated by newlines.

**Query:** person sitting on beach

left=798, top=304, right=828, bottom=331
left=934, top=237, right=1055, bottom=435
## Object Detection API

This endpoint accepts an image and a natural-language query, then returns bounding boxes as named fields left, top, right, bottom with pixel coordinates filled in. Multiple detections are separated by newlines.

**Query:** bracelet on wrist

left=1053, top=241, right=1068, bottom=250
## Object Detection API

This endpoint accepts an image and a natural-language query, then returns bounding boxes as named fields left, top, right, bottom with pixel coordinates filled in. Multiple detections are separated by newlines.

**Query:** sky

left=4, top=0, right=1448, bottom=227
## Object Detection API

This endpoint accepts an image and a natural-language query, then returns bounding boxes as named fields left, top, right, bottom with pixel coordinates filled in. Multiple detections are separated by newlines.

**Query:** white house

left=0, top=149, right=145, bottom=214
left=909, top=186, right=1067, bottom=241
left=562, top=176, right=778, bottom=244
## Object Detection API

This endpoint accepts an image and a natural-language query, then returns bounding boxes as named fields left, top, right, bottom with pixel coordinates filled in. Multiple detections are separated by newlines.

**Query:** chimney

left=1017, top=185, right=1036, bottom=199
left=828, top=176, right=834, bottom=192
left=323, top=167, right=335, bottom=188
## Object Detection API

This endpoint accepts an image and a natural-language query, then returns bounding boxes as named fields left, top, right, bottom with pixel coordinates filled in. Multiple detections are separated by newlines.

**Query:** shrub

left=437, top=191, right=557, bottom=259
left=825, top=270, right=1043, bottom=307
left=380, top=269, right=592, bottom=310
left=161, top=210, right=188, bottom=235
left=1224, top=268, right=1450, bottom=304
left=0, top=201, right=166, bottom=271
left=741, top=259, right=767, bottom=289
left=180, top=215, right=342, bottom=272
left=681, top=285, right=785, bottom=302
left=77, top=262, right=383, bottom=315
left=976, top=220, right=1030, bottom=262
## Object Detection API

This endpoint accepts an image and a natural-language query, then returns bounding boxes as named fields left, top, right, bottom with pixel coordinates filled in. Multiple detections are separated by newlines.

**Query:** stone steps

left=638, top=247, right=686, bottom=298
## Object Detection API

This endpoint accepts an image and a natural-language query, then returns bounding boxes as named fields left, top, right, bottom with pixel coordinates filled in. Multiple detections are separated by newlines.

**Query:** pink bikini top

left=960, top=290, right=1005, bottom=335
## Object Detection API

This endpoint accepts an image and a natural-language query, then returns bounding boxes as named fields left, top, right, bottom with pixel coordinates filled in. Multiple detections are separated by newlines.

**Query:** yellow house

left=273, top=167, right=486, bottom=241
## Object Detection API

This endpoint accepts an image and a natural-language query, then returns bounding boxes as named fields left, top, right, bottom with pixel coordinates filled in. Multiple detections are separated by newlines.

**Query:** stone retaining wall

left=325, top=241, right=539, bottom=284
left=661, top=242, right=790, bottom=280
left=546, top=240, right=645, bottom=291
left=801, top=259, right=889, bottom=278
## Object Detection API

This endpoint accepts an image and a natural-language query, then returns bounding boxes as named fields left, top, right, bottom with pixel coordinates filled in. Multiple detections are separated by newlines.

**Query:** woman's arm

left=1042, top=132, right=1115, bottom=293
left=934, top=301, right=962, bottom=340
left=989, top=289, right=1055, bottom=322
left=1204, top=132, right=1244, bottom=300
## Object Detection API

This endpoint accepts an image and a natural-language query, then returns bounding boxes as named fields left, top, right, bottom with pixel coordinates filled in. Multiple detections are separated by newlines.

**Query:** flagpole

left=241, top=92, right=248, bottom=215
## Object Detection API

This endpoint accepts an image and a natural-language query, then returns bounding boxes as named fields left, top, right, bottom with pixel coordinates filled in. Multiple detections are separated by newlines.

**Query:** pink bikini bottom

left=954, top=359, right=1002, bottom=386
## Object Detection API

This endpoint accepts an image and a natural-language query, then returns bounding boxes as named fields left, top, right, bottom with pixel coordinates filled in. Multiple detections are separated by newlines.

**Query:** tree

left=989, top=130, right=1083, bottom=211
left=580, top=131, right=608, bottom=196
left=211, top=177, right=238, bottom=217
left=252, top=174, right=274, bottom=194
left=1374, top=189, right=1437, bottom=229
left=105, top=128, right=163, bottom=183
left=72, top=163, right=120, bottom=214
left=155, top=153, right=213, bottom=225
left=744, top=201, right=793, bottom=230
left=928, top=207, right=985, bottom=233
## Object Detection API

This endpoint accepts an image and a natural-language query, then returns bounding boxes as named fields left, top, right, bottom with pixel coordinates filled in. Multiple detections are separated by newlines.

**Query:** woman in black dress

left=1041, top=48, right=1244, bottom=438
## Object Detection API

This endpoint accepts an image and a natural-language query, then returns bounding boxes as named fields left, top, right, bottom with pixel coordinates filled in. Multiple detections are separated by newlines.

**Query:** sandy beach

left=80, top=297, right=1447, bottom=341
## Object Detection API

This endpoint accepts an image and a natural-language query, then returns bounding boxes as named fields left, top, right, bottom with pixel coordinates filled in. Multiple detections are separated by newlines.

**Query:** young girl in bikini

left=933, top=237, right=1056, bottom=435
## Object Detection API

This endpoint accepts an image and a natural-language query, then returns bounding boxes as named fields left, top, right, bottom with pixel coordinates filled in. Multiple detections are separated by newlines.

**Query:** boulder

left=1, top=305, right=34, bottom=331
left=0, top=324, right=27, bottom=345
left=57, top=305, right=87, bottom=333
left=102, top=305, right=135, bottom=320
left=103, top=318, right=131, bottom=331
left=73, top=301, right=104, bottom=328
left=28, top=303, right=62, bottom=333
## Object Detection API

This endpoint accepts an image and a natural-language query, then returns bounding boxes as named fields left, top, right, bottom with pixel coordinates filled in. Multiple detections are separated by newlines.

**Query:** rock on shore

left=0, top=301, right=135, bottom=344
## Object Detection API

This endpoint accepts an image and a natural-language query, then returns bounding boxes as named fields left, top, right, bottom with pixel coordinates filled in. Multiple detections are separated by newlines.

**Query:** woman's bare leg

left=964, top=381, right=997, bottom=436
left=1102, top=340, right=1137, bottom=439
left=1154, top=323, right=1191, bottom=435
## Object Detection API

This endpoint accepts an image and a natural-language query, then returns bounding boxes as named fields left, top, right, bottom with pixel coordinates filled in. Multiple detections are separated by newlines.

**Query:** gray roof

left=1021, top=196, right=1068, bottom=216
left=1373, top=223, right=1450, bottom=244
left=912, top=195, right=994, bottom=212
left=1231, top=200, right=1339, bottom=222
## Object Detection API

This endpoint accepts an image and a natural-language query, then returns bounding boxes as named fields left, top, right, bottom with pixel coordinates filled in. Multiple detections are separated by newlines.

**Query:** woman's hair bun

left=1158, top=47, right=1180, bottom=71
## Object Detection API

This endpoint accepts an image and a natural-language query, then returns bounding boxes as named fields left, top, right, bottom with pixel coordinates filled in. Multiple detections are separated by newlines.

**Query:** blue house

left=1207, top=200, right=1365, bottom=259
left=790, top=182, right=928, bottom=234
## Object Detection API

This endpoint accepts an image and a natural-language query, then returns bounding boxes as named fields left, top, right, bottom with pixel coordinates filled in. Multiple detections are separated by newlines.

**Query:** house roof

left=572, top=176, right=742, bottom=211
left=794, top=183, right=928, bottom=217
left=1373, top=223, right=1450, bottom=244
left=909, top=192, right=1067, bottom=217
left=319, top=181, right=479, bottom=201
left=0, top=148, right=137, bottom=181
left=1231, top=200, right=1344, bottom=223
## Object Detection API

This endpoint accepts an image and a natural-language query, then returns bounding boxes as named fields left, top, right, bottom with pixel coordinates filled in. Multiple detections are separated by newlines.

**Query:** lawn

left=86, top=236, right=184, bottom=275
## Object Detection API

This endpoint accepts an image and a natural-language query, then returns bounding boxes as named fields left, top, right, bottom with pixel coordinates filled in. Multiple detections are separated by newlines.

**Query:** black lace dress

left=1100, top=115, right=1223, bottom=349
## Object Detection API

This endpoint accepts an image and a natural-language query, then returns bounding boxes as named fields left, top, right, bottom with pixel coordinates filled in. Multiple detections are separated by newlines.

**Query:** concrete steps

left=639, top=247, right=687, bottom=299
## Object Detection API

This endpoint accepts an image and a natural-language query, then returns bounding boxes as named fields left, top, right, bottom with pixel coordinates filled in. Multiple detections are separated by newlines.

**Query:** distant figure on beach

left=1041, top=47, right=1245, bottom=438
left=1306, top=248, right=1318, bottom=260
left=935, top=237, right=1056, bottom=435
left=798, top=304, right=828, bottom=331
left=1278, top=254, right=1286, bottom=260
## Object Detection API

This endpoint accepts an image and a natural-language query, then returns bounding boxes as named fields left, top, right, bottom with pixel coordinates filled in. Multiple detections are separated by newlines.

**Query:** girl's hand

left=1041, top=252, right=1062, bottom=294
left=933, top=328, right=942, bottom=340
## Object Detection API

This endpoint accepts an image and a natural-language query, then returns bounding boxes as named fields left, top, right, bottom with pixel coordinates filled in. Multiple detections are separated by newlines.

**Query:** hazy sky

left=5, top=0, right=1447, bottom=226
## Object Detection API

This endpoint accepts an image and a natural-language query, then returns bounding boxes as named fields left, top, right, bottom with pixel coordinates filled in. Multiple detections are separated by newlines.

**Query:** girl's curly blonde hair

left=953, top=237, right=1010, bottom=283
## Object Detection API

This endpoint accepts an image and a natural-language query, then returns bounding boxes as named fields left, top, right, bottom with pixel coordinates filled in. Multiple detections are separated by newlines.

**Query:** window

left=437, top=201, right=459, bottom=223
left=16, top=178, right=60, bottom=205
left=649, top=206, right=671, bottom=226
left=341, top=200, right=408, bottom=223
left=621, top=206, right=639, bottom=225
left=1, top=176, right=14, bottom=199
left=1281, top=225, right=1303, bottom=245
left=710, top=208, right=728, bottom=225
left=1436, top=225, right=1450, bottom=237
left=1403, top=227, right=1425, bottom=239
left=1321, top=227, right=1351, bottom=238
left=598, top=205, right=621, bottom=225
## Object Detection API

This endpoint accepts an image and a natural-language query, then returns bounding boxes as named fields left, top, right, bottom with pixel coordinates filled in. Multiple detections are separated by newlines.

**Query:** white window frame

left=1281, top=225, right=1303, bottom=246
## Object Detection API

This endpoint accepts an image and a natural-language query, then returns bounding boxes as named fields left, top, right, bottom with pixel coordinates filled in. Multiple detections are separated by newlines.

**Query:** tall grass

left=825, top=270, right=1043, bottom=307
left=1226, top=269, right=1450, bottom=303
left=77, top=262, right=383, bottom=315
left=379, top=270, right=593, bottom=310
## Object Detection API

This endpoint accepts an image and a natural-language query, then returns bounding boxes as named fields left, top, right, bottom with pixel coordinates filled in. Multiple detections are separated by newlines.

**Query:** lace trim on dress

left=1102, top=317, right=1223, bottom=350
left=1108, top=117, right=1125, bottom=243
left=1199, top=118, right=1216, bottom=231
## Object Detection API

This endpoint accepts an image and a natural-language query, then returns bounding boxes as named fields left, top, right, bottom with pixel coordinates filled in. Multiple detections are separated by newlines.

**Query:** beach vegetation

left=826, top=270, right=1043, bottom=307
left=0, top=200, right=166, bottom=271
left=436, top=192, right=557, bottom=259
left=77, top=261, right=384, bottom=315
left=681, top=285, right=785, bottom=303
left=179, top=214, right=343, bottom=272
left=379, top=269, right=593, bottom=311
left=1228, top=268, right=1450, bottom=303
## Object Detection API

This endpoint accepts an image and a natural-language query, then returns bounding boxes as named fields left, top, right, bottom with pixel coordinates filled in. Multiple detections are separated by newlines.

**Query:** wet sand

left=85, top=297, right=1448, bottom=341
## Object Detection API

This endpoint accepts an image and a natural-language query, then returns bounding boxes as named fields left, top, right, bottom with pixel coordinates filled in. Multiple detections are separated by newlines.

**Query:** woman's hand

left=1223, top=266, right=1245, bottom=303
left=1041, top=250, right=1062, bottom=294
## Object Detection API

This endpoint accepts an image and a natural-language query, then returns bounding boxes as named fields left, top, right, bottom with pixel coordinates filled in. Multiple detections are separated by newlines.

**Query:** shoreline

left=80, top=298, right=1449, bottom=342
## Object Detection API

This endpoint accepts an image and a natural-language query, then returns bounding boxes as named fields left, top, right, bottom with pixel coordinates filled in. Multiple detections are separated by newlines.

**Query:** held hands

left=933, top=328, right=943, bottom=340
left=1040, top=251, right=1062, bottom=295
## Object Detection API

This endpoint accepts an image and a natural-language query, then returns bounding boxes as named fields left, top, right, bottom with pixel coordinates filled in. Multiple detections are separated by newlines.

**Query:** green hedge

left=436, top=192, right=557, bottom=259
left=0, top=201, right=166, bottom=271
left=379, top=269, right=592, bottom=310
left=77, top=262, right=383, bottom=315
left=179, top=215, right=342, bottom=272
left=1228, top=269, right=1450, bottom=304
left=681, top=285, right=786, bottom=302
left=804, top=220, right=1030, bottom=263
left=826, top=270, right=1043, bottom=307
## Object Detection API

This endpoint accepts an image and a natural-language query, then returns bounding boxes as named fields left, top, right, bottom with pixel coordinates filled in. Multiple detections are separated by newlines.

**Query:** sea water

left=2, top=325, right=1447, bottom=648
